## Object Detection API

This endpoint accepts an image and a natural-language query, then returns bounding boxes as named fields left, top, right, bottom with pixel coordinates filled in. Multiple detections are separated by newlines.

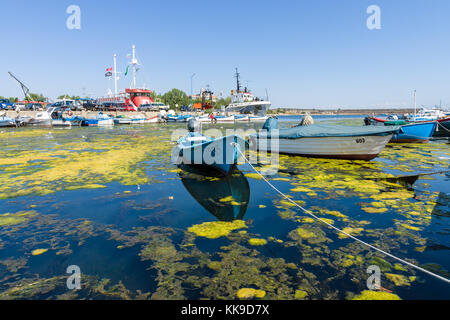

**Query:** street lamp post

left=190, top=73, right=196, bottom=107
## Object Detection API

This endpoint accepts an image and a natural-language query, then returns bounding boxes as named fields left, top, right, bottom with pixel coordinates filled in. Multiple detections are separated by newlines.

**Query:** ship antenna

left=235, top=68, right=241, bottom=92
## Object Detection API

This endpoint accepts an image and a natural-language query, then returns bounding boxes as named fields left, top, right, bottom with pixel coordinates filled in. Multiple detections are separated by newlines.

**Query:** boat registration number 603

left=355, top=138, right=366, bottom=143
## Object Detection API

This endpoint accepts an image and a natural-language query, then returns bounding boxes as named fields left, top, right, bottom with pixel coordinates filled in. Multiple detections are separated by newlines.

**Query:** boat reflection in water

left=178, top=165, right=250, bottom=221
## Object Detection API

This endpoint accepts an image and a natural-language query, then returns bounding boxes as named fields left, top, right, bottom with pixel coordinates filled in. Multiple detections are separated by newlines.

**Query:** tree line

left=2, top=88, right=232, bottom=109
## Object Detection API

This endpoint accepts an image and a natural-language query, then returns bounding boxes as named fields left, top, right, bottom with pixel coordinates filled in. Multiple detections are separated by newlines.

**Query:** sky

left=1, top=0, right=450, bottom=109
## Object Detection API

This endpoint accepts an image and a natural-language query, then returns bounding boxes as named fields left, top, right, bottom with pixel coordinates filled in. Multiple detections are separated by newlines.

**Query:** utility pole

left=413, top=90, right=417, bottom=119
left=113, top=54, right=118, bottom=95
left=190, top=73, right=196, bottom=107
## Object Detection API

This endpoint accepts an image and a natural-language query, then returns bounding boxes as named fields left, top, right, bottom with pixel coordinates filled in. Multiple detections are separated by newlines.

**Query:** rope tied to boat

left=436, top=120, right=450, bottom=133
left=234, top=144, right=450, bottom=285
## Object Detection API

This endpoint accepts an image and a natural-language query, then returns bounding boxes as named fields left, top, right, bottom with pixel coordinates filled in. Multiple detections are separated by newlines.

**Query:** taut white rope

left=236, top=146, right=450, bottom=285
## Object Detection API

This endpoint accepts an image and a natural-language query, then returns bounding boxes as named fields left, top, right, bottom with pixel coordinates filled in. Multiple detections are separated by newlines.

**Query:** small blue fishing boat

left=172, top=119, right=246, bottom=174
left=388, top=121, right=437, bottom=143
left=82, top=113, right=114, bottom=126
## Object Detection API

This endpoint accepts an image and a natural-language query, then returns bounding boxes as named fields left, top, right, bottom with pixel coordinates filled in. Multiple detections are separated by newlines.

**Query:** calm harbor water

left=0, top=116, right=449, bottom=300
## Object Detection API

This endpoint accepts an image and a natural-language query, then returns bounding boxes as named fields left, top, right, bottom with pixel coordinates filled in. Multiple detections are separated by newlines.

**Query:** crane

left=8, top=72, right=31, bottom=101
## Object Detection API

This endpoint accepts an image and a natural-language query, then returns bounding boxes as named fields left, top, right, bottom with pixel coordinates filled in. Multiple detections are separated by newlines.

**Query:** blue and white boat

left=0, top=114, right=17, bottom=127
left=389, top=121, right=437, bottom=143
left=113, top=116, right=132, bottom=125
left=82, top=112, right=114, bottom=126
left=172, top=119, right=246, bottom=174
left=167, top=114, right=193, bottom=123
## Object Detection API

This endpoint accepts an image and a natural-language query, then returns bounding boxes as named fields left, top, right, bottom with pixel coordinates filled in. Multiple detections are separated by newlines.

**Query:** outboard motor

left=364, top=116, right=371, bottom=126
left=188, top=118, right=200, bottom=133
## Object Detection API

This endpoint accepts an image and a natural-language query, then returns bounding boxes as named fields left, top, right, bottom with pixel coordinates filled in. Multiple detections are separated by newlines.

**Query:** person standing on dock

left=210, top=112, right=217, bottom=123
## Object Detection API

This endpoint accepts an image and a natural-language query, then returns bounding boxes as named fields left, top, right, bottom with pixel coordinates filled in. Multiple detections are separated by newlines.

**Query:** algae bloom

left=188, top=220, right=247, bottom=239
left=248, top=238, right=267, bottom=246
left=236, top=288, right=266, bottom=299
left=31, top=249, right=48, bottom=256
left=352, top=290, right=401, bottom=300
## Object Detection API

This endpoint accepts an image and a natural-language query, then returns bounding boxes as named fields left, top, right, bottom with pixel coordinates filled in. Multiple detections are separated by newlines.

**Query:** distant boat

left=234, top=115, right=249, bottom=122
left=179, top=167, right=250, bottom=221
left=172, top=119, right=246, bottom=174
left=214, top=115, right=235, bottom=123
left=167, top=115, right=193, bottom=123
left=248, top=115, right=269, bottom=122
left=82, top=112, right=114, bottom=126
left=224, top=68, right=271, bottom=116
left=113, top=116, right=132, bottom=125
left=28, top=109, right=52, bottom=126
left=0, top=114, right=17, bottom=127
left=409, top=108, right=446, bottom=122
left=250, top=117, right=400, bottom=160
left=144, top=115, right=160, bottom=123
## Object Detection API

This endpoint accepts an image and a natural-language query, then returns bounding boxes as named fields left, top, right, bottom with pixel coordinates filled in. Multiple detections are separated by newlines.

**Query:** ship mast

left=235, top=68, right=241, bottom=93
left=131, top=45, right=139, bottom=89
left=113, top=54, right=118, bottom=95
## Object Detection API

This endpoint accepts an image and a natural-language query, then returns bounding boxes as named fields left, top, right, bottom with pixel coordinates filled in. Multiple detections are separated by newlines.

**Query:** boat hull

left=83, top=118, right=114, bottom=126
left=0, top=119, right=17, bottom=127
left=250, top=134, right=393, bottom=161
left=390, top=122, right=437, bottom=143
left=114, top=118, right=132, bottom=124
left=173, top=135, right=246, bottom=175
left=52, top=119, right=72, bottom=127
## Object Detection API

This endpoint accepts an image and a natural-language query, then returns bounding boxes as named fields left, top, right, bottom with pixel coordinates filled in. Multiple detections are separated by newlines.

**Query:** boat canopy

left=260, top=118, right=401, bottom=139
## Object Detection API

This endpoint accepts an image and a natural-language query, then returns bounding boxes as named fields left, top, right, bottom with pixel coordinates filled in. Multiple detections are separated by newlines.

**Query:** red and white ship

left=97, top=45, right=154, bottom=110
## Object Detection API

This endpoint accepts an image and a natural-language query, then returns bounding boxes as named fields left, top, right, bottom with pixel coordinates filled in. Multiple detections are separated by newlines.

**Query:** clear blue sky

left=1, top=0, right=450, bottom=109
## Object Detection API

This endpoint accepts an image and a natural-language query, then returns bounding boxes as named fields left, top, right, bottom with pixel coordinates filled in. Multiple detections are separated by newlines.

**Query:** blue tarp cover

left=259, top=119, right=401, bottom=139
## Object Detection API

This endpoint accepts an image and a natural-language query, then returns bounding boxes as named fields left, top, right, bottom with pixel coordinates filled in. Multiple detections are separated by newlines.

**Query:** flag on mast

left=105, top=67, right=113, bottom=77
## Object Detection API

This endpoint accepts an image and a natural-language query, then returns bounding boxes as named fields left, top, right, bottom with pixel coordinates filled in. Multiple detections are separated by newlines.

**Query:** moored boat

left=250, top=117, right=401, bottom=160
left=0, top=114, right=17, bottom=127
left=388, top=121, right=437, bottom=143
left=172, top=119, right=246, bottom=174
left=113, top=116, right=132, bottom=125
left=214, top=115, right=235, bottom=123
left=82, top=113, right=114, bottom=126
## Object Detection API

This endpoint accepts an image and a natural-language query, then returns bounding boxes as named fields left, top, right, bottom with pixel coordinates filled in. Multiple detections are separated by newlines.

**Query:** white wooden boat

left=250, top=118, right=401, bottom=160
left=28, top=110, right=52, bottom=126
left=249, top=116, right=268, bottom=122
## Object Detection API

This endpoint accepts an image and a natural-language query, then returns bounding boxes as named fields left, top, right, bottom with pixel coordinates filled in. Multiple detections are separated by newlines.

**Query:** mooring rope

left=235, top=146, right=450, bottom=285
left=437, top=120, right=450, bottom=133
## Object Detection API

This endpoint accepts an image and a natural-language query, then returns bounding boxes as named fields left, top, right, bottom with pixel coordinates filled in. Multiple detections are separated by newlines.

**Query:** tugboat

left=225, top=68, right=271, bottom=117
